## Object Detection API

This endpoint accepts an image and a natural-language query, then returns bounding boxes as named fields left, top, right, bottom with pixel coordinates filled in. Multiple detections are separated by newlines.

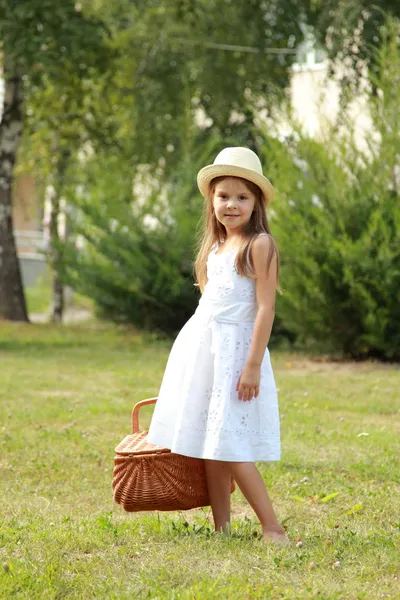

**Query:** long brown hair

left=194, top=176, right=281, bottom=293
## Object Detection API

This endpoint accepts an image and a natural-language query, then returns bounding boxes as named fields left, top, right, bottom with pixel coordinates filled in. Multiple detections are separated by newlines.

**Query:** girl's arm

left=236, top=235, right=277, bottom=402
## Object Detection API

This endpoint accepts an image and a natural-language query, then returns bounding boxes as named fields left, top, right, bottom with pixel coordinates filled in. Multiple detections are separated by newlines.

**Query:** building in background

left=289, top=41, right=371, bottom=151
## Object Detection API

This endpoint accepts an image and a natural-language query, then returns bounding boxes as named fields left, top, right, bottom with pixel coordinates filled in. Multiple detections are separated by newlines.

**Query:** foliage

left=0, top=0, right=110, bottom=80
left=262, top=21, right=400, bottom=360
left=311, top=1, right=400, bottom=95
left=61, top=139, right=222, bottom=332
left=0, top=0, right=114, bottom=321
left=9, top=0, right=314, bottom=325
left=82, top=0, right=312, bottom=171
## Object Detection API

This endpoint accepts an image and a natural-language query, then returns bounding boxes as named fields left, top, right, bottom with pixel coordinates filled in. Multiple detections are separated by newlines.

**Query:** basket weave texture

left=112, top=398, right=236, bottom=512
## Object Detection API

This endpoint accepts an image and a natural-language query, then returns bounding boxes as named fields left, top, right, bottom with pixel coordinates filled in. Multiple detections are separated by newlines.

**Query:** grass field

left=0, top=321, right=399, bottom=599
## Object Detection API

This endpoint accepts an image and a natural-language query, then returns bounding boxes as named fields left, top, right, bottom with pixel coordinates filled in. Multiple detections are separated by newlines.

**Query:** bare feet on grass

left=261, top=527, right=291, bottom=546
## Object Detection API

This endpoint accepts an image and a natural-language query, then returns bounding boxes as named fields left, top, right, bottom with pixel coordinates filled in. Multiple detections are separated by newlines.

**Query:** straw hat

left=197, top=147, right=274, bottom=205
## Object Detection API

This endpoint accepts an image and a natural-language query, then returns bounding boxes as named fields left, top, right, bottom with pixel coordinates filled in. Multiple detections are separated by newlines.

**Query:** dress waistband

left=193, top=308, right=256, bottom=355
left=194, top=297, right=257, bottom=325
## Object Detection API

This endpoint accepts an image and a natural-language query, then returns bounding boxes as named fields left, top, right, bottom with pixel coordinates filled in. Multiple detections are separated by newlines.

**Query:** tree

left=19, top=65, right=124, bottom=322
left=87, top=0, right=313, bottom=172
left=0, top=54, right=27, bottom=321
left=0, top=0, right=110, bottom=321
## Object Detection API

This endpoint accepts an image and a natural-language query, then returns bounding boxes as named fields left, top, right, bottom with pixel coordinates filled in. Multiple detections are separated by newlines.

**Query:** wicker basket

left=112, top=398, right=236, bottom=512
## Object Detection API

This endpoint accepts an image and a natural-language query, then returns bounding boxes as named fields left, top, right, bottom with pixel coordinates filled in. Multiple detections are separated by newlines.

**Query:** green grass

left=0, top=322, right=399, bottom=599
left=24, top=268, right=53, bottom=315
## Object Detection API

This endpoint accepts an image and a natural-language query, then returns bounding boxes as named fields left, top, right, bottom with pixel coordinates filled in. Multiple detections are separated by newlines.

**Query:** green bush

left=262, top=22, right=400, bottom=360
left=62, top=142, right=220, bottom=333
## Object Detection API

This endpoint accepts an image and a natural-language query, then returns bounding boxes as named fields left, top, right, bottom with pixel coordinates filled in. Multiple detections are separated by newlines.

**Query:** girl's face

left=212, top=177, right=256, bottom=235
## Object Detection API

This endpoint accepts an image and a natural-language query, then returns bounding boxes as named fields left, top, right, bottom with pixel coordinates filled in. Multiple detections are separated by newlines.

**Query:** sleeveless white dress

left=147, top=237, right=281, bottom=462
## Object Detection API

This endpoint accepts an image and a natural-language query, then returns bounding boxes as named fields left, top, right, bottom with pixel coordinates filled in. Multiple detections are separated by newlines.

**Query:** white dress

left=147, top=237, right=281, bottom=462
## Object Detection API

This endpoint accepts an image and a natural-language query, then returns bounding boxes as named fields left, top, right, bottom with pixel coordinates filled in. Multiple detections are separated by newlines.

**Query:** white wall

left=289, top=54, right=372, bottom=151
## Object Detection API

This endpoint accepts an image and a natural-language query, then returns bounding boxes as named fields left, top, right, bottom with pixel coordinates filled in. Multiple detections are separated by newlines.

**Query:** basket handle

left=131, top=397, right=158, bottom=433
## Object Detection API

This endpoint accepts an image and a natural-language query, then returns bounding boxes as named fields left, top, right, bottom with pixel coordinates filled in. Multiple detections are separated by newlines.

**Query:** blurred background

left=1, top=0, right=399, bottom=361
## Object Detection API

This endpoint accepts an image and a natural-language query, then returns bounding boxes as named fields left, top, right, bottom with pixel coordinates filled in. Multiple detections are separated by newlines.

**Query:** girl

left=147, top=147, right=289, bottom=546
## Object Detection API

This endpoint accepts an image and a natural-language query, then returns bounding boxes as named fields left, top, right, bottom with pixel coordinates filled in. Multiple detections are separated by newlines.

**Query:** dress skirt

left=147, top=311, right=281, bottom=462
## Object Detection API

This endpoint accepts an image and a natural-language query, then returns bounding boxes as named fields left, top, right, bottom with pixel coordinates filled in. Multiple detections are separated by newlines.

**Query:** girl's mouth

left=225, top=214, right=239, bottom=218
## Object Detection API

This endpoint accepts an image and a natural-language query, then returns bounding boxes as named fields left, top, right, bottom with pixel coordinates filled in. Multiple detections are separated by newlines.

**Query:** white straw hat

left=197, top=147, right=274, bottom=205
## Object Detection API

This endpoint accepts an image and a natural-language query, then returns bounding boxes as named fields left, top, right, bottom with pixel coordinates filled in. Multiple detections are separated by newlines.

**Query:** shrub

left=261, top=22, right=400, bottom=359
left=62, top=142, right=219, bottom=333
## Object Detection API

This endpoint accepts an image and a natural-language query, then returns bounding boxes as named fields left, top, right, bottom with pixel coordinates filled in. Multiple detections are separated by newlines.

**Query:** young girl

left=147, top=146, right=289, bottom=546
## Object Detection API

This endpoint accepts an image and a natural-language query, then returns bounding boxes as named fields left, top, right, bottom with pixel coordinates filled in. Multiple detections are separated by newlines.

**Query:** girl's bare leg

left=204, top=459, right=232, bottom=532
left=228, top=462, right=289, bottom=544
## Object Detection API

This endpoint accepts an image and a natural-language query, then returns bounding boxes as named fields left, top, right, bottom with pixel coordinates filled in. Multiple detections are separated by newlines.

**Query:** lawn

left=0, top=321, right=399, bottom=599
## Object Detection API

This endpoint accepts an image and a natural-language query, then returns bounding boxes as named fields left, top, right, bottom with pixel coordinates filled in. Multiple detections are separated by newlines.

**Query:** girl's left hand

left=236, top=363, right=261, bottom=401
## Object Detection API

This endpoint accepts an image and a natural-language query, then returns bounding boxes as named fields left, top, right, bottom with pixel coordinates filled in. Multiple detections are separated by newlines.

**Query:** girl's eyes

left=217, top=194, right=247, bottom=201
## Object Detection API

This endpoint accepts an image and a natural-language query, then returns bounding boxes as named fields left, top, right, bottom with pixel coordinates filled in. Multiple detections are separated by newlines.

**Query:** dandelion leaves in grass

left=321, top=492, right=340, bottom=503
left=346, top=503, right=364, bottom=516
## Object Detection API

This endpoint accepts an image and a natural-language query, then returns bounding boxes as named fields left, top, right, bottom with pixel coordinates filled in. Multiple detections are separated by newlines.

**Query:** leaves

left=0, top=0, right=111, bottom=78
left=346, top=503, right=364, bottom=515
left=321, top=492, right=341, bottom=503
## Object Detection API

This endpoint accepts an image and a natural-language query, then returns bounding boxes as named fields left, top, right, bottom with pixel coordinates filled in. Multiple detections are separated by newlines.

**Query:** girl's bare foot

left=261, top=530, right=291, bottom=546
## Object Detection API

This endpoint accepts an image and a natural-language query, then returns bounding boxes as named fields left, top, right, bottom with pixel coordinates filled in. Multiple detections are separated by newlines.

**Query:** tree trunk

left=49, top=149, right=70, bottom=323
left=49, top=188, right=64, bottom=323
left=0, top=54, right=29, bottom=322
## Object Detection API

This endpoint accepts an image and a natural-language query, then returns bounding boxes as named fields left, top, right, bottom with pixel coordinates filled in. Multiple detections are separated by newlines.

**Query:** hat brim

left=197, top=164, right=274, bottom=206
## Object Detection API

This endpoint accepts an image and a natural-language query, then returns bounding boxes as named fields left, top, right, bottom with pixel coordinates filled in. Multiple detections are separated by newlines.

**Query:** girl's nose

left=226, top=198, right=237, bottom=207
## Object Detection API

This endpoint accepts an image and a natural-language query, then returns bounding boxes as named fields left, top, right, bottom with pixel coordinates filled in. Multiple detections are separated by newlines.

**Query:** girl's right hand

left=236, top=364, right=260, bottom=401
